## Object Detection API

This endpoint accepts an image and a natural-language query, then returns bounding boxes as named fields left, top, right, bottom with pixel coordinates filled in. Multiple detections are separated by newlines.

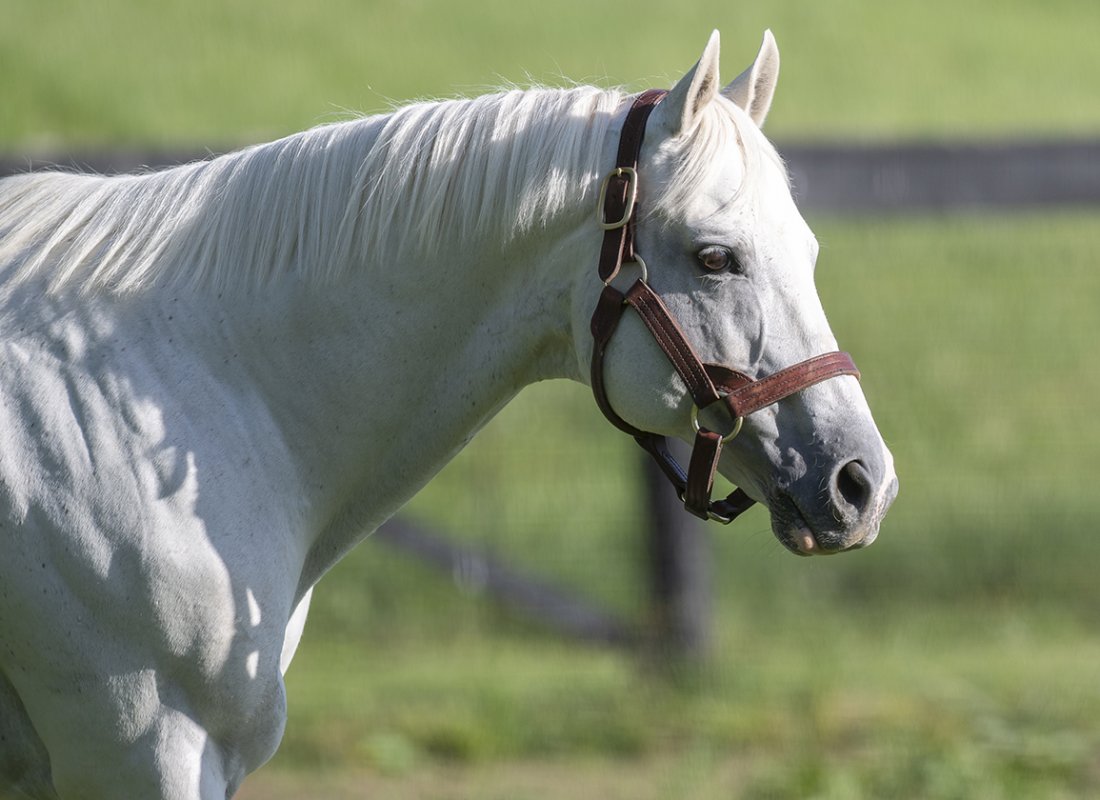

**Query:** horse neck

left=243, top=209, right=591, bottom=588
left=4, top=89, right=620, bottom=586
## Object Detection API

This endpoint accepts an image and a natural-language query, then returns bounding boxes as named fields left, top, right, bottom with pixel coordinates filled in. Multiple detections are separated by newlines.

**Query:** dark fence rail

left=783, top=139, right=1100, bottom=213
left=375, top=517, right=638, bottom=647
left=4, top=138, right=1100, bottom=213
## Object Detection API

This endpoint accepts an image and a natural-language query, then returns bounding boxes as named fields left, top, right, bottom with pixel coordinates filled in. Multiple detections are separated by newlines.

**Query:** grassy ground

left=239, top=618, right=1100, bottom=799
left=5, top=2, right=1100, bottom=797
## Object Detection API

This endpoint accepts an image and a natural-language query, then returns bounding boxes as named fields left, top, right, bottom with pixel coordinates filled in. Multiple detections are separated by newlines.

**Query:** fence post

left=644, top=449, right=712, bottom=661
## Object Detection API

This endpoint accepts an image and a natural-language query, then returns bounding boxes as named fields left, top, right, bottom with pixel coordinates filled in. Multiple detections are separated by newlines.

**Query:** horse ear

left=653, top=30, right=722, bottom=138
left=722, top=30, right=780, bottom=127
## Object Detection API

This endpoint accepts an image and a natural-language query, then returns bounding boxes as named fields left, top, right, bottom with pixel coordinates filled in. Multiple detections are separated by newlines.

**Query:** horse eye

left=697, top=246, right=740, bottom=273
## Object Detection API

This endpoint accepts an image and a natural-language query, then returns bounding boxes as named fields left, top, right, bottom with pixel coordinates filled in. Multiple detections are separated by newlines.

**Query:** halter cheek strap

left=589, top=90, right=860, bottom=523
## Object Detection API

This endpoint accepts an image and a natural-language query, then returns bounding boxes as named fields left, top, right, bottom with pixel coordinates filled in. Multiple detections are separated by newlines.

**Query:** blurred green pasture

left=4, top=1, right=1099, bottom=797
left=3, top=0, right=1099, bottom=147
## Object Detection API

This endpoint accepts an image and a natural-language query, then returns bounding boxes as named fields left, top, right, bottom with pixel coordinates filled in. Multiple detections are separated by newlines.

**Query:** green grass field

left=4, top=1, right=1099, bottom=797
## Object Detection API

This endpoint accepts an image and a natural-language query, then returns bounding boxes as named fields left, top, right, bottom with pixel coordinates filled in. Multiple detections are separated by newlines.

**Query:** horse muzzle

left=767, top=451, right=899, bottom=556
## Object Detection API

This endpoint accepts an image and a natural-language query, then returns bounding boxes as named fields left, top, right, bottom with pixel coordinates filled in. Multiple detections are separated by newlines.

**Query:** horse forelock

left=0, top=86, right=783, bottom=296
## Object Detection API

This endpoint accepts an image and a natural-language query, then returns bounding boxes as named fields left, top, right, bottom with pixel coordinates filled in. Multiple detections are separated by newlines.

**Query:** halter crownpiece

left=589, top=90, right=860, bottom=523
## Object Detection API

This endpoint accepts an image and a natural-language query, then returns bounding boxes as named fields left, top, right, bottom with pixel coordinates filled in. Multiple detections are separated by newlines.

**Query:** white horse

left=0, top=31, right=896, bottom=798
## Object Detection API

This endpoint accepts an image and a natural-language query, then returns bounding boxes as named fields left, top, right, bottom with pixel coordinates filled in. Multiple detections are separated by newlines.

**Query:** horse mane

left=0, top=86, right=777, bottom=295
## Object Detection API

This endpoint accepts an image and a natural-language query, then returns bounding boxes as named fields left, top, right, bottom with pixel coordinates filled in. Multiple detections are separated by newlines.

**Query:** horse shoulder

left=0, top=310, right=309, bottom=792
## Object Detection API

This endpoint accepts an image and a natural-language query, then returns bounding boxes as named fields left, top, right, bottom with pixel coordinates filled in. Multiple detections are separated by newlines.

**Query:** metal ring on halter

left=603, top=254, right=647, bottom=289
left=691, top=401, right=743, bottom=443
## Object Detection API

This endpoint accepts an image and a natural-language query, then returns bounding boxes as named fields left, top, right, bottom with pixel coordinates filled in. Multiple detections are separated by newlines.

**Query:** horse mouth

left=767, top=491, right=879, bottom=557
left=768, top=498, right=823, bottom=556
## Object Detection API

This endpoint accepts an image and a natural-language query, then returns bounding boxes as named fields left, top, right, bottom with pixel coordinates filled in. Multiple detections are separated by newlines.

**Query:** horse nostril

left=836, top=459, right=872, bottom=513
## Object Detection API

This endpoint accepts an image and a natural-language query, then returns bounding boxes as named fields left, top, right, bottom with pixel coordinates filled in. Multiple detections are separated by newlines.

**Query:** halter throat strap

left=589, top=90, right=860, bottom=523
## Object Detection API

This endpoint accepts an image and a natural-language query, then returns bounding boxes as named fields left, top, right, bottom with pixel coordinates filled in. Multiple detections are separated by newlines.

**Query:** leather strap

left=597, top=89, right=667, bottom=284
left=624, top=280, right=721, bottom=409
left=589, top=91, right=861, bottom=523
left=684, top=430, right=724, bottom=519
left=713, top=351, right=860, bottom=418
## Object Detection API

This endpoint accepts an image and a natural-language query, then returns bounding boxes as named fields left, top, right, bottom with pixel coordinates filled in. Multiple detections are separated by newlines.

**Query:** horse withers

left=0, top=31, right=896, bottom=798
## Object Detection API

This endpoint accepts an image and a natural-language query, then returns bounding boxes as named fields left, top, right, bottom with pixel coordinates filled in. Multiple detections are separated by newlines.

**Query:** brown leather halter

left=589, top=89, right=860, bottom=523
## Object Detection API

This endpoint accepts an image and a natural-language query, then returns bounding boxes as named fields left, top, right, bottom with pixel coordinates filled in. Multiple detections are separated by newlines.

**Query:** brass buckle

left=676, top=487, right=736, bottom=525
left=707, top=507, right=735, bottom=525
left=596, top=167, right=639, bottom=230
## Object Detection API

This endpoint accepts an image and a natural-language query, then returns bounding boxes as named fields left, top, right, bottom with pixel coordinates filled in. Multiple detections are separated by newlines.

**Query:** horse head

left=577, top=31, right=898, bottom=554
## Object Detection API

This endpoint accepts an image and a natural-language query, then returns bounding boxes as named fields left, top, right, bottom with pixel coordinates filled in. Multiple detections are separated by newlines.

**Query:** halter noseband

left=589, top=89, right=860, bottom=523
